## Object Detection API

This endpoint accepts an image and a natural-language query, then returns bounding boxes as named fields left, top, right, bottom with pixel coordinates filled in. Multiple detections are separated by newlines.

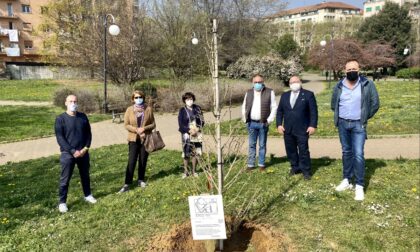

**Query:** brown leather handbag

left=144, top=130, right=165, bottom=153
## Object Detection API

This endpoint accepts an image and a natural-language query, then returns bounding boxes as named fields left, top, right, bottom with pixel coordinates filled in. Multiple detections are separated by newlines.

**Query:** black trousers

left=125, top=139, right=149, bottom=184
left=284, top=132, right=311, bottom=176
left=59, top=152, right=91, bottom=203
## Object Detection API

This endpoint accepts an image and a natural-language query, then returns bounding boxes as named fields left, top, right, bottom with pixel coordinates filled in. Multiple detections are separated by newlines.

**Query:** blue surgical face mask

left=134, top=98, right=143, bottom=105
left=254, top=82, right=264, bottom=91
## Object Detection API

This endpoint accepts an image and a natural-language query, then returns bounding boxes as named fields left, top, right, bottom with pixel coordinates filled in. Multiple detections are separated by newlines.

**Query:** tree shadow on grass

left=147, top=165, right=183, bottom=182
left=264, top=155, right=334, bottom=176
left=365, top=159, right=387, bottom=190
left=264, top=154, right=289, bottom=169
left=249, top=179, right=301, bottom=220
left=311, top=157, right=334, bottom=176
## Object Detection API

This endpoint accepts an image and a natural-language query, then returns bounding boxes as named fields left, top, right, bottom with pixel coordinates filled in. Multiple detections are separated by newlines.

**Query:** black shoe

left=118, top=185, right=129, bottom=193
left=303, top=174, right=312, bottom=180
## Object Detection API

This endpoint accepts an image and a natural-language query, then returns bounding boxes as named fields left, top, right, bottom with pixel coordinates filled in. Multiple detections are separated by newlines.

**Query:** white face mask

left=68, top=103, right=78, bottom=112
left=186, top=100, right=194, bottom=107
left=134, top=98, right=144, bottom=105
left=290, top=82, right=302, bottom=92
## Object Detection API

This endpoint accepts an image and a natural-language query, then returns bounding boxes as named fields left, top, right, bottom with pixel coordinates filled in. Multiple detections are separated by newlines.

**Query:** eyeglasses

left=134, top=96, right=143, bottom=99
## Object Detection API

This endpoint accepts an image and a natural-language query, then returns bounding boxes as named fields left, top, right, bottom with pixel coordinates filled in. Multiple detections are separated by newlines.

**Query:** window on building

left=0, top=41, right=4, bottom=52
left=9, top=22, right=14, bottom=29
left=40, top=6, right=49, bottom=14
left=43, top=41, right=51, bottom=49
left=23, top=23, right=33, bottom=31
left=290, top=21, right=294, bottom=25
left=24, top=41, right=33, bottom=49
left=375, top=6, right=381, bottom=11
left=10, top=42, right=19, bottom=48
left=366, top=7, right=372, bottom=12
left=7, top=3, right=13, bottom=16
left=22, top=5, right=31, bottom=13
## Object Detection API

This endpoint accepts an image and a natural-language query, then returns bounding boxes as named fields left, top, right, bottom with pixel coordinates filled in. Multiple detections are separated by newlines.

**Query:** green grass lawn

left=0, top=145, right=418, bottom=251
left=215, top=80, right=420, bottom=136
left=0, top=77, right=252, bottom=102
left=0, top=79, right=107, bottom=102
left=0, top=80, right=61, bottom=101
left=0, top=106, right=111, bottom=143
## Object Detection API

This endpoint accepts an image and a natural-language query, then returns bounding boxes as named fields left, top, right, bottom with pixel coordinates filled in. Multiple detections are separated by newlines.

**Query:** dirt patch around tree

left=147, top=217, right=295, bottom=251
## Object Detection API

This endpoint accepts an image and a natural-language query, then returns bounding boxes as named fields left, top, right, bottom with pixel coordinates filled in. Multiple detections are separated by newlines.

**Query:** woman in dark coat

left=178, top=92, right=204, bottom=178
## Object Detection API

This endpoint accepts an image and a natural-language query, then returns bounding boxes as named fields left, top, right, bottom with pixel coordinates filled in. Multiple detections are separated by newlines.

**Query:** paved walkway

left=0, top=100, right=52, bottom=106
left=0, top=73, right=418, bottom=165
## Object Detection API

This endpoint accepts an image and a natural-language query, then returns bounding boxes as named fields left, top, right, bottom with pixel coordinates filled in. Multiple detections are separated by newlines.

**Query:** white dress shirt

left=242, top=89, right=277, bottom=123
left=289, top=90, right=300, bottom=108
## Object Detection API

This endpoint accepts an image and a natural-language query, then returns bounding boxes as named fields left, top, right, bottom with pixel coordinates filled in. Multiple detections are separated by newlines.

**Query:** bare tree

left=363, top=41, right=396, bottom=69
left=308, top=39, right=395, bottom=79
left=41, top=0, right=156, bottom=86
left=308, top=39, right=364, bottom=79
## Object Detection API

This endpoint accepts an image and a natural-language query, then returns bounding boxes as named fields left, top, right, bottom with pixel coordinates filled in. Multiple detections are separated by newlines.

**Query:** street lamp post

left=320, top=32, right=334, bottom=88
left=404, top=44, right=412, bottom=66
left=103, top=14, right=120, bottom=113
left=190, top=32, right=198, bottom=81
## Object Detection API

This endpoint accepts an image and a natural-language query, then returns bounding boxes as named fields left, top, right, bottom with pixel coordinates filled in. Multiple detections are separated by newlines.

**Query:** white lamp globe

left=403, top=48, right=409, bottom=55
left=109, top=24, right=120, bottom=36
left=192, top=37, right=199, bottom=45
left=320, top=40, right=327, bottom=47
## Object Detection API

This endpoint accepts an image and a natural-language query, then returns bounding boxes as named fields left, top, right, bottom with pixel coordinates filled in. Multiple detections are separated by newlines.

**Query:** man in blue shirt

left=55, top=95, right=97, bottom=213
left=331, top=59, right=380, bottom=201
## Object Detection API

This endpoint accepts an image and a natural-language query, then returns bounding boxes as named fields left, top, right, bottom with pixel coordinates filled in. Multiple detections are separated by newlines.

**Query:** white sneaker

left=354, top=185, right=365, bottom=201
left=335, top=179, right=353, bottom=192
left=84, top=195, right=97, bottom=204
left=58, top=203, right=68, bottom=213
left=193, top=172, right=199, bottom=177
left=138, top=181, right=147, bottom=188
left=181, top=173, right=188, bottom=179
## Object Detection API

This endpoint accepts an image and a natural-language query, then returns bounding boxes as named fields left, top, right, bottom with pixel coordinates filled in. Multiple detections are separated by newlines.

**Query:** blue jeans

left=338, top=118, right=366, bottom=186
left=247, top=121, right=269, bottom=167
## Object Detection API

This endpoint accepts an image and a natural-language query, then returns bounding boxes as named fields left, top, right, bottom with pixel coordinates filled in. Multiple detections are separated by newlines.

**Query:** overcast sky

left=286, top=0, right=365, bottom=9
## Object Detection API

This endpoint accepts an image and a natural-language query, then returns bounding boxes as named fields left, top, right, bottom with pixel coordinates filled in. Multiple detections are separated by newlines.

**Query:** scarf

left=134, top=104, right=145, bottom=117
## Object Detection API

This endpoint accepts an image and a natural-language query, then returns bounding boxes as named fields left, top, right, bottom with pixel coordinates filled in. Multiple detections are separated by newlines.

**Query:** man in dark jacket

left=331, top=59, right=380, bottom=201
left=55, top=94, right=96, bottom=213
left=276, top=75, right=318, bottom=180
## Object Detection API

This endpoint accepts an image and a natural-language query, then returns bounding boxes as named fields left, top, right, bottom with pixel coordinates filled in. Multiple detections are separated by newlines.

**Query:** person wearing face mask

left=276, top=75, right=318, bottom=180
left=118, top=90, right=156, bottom=193
left=54, top=94, right=96, bottom=213
left=331, top=59, right=380, bottom=201
left=178, top=92, right=205, bottom=178
left=241, top=74, right=277, bottom=171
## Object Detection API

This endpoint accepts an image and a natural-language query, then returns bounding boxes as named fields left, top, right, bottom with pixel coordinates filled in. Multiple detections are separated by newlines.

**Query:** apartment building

left=363, top=0, right=418, bottom=18
left=267, top=1, right=362, bottom=50
left=0, top=0, right=50, bottom=65
left=269, top=1, right=362, bottom=25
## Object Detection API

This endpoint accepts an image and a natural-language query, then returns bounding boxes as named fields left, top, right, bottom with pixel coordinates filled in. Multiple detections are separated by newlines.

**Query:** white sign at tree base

left=188, top=195, right=227, bottom=240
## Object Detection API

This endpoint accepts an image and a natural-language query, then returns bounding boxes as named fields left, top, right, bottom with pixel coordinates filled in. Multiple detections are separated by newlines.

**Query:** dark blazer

left=276, top=89, right=318, bottom=135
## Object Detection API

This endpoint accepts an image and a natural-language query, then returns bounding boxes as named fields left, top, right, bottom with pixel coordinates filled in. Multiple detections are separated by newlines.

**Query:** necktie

left=291, top=92, right=298, bottom=108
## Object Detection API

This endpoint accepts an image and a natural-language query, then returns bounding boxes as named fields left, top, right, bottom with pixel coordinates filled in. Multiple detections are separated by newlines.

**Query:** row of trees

left=41, top=1, right=417, bottom=85
left=271, top=2, right=417, bottom=77
left=41, top=0, right=286, bottom=85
